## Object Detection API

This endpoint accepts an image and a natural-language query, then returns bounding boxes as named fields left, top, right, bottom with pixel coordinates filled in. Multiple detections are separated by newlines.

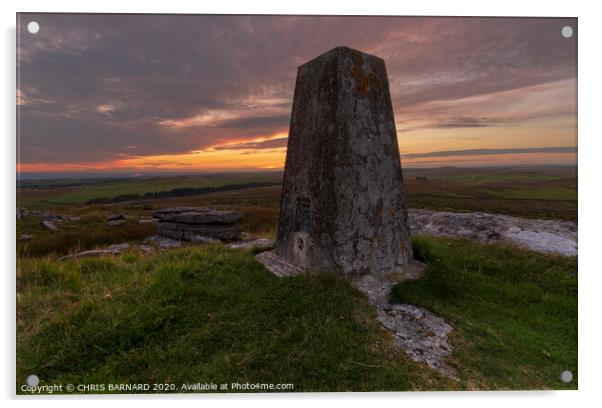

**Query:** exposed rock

left=227, top=238, right=274, bottom=250
left=138, top=217, right=157, bottom=224
left=379, top=304, right=455, bottom=377
left=154, top=207, right=242, bottom=224
left=17, top=208, right=29, bottom=219
left=154, top=206, right=210, bottom=214
left=107, top=243, right=131, bottom=251
left=41, top=220, right=59, bottom=231
left=60, top=249, right=122, bottom=260
left=352, top=270, right=457, bottom=379
left=107, top=220, right=126, bottom=226
left=153, top=207, right=243, bottom=242
left=138, top=244, right=154, bottom=254
left=34, top=212, right=63, bottom=222
left=68, top=216, right=81, bottom=222
left=144, top=235, right=183, bottom=249
left=19, top=234, right=33, bottom=241
left=107, top=213, right=127, bottom=221
left=155, top=222, right=241, bottom=241
left=504, top=228, right=576, bottom=256
left=190, top=235, right=220, bottom=244
left=256, top=247, right=454, bottom=376
left=408, top=208, right=577, bottom=256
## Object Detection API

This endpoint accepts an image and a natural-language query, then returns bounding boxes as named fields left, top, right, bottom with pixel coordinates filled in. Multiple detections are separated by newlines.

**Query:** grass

left=18, top=222, right=155, bottom=257
left=16, top=237, right=577, bottom=393
left=405, top=166, right=576, bottom=184
left=406, top=195, right=577, bottom=221
left=391, top=236, right=577, bottom=390
left=15, top=167, right=578, bottom=391
left=17, top=208, right=157, bottom=257
left=16, top=201, right=276, bottom=258
left=18, top=167, right=578, bottom=221
left=484, top=187, right=577, bottom=201
left=442, top=173, right=569, bottom=184
left=16, top=185, right=284, bottom=258
left=18, top=173, right=282, bottom=208
left=17, top=245, right=450, bottom=393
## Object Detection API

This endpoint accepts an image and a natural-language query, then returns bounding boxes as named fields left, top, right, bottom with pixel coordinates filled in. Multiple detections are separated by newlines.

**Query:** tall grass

left=18, top=222, right=155, bottom=257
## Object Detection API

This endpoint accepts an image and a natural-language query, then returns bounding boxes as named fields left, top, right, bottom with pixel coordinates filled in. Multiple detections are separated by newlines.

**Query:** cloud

left=16, top=14, right=577, bottom=168
left=212, top=137, right=289, bottom=151
left=215, top=114, right=291, bottom=129
left=435, top=117, right=505, bottom=129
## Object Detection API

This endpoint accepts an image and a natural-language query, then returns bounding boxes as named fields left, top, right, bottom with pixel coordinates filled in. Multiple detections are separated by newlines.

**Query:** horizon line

left=16, top=163, right=578, bottom=180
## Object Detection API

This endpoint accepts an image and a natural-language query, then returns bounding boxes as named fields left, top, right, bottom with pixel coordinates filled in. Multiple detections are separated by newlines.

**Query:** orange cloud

left=17, top=132, right=290, bottom=173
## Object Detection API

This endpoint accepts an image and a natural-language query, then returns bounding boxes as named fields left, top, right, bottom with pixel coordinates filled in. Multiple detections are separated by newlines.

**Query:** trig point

left=258, top=46, right=413, bottom=277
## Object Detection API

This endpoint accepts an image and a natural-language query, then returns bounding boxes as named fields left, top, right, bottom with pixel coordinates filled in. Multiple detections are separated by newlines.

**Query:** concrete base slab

left=255, top=250, right=304, bottom=277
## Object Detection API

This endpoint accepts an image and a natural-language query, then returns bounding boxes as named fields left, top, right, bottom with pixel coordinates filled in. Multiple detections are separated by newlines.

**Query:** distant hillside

left=85, top=182, right=281, bottom=204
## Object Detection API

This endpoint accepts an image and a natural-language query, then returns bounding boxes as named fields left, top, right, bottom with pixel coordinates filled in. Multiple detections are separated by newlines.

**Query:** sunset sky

left=17, top=14, right=577, bottom=174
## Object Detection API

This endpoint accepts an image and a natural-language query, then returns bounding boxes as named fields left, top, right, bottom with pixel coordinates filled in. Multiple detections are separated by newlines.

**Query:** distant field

left=17, top=172, right=283, bottom=208
left=16, top=166, right=577, bottom=258
left=18, top=167, right=576, bottom=214
left=403, top=166, right=577, bottom=221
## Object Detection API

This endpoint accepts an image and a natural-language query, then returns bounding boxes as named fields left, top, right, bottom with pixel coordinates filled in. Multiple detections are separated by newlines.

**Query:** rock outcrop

left=226, top=238, right=274, bottom=250
left=41, top=220, right=59, bottom=231
left=138, top=217, right=157, bottom=224
left=353, top=272, right=457, bottom=379
left=154, top=207, right=242, bottom=241
left=408, top=208, right=577, bottom=256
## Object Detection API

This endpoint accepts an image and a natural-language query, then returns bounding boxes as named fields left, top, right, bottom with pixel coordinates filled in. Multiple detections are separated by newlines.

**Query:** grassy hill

left=16, top=237, right=577, bottom=393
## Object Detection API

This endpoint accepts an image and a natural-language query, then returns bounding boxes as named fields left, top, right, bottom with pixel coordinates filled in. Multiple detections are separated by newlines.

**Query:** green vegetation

left=392, top=236, right=577, bottom=390
left=404, top=166, right=577, bottom=221
left=16, top=167, right=578, bottom=258
left=15, top=166, right=578, bottom=392
left=484, top=187, right=577, bottom=201
left=16, top=187, right=281, bottom=258
left=16, top=237, right=577, bottom=393
left=18, top=166, right=577, bottom=220
left=18, top=172, right=282, bottom=208
left=17, top=245, right=450, bottom=393
left=19, top=221, right=155, bottom=258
